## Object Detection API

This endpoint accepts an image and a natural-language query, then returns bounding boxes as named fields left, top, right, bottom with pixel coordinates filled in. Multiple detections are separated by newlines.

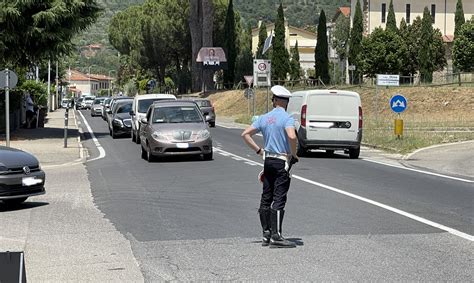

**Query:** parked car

left=286, top=89, right=363, bottom=159
left=108, top=99, right=133, bottom=138
left=101, top=98, right=112, bottom=120
left=187, top=98, right=216, bottom=127
left=130, top=93, right=177, bottom=144
left=139, top=100, right=213, bottom=161
left=90, top=97, right=107, bottom=117
left=0, top=146, right=46, bottom=205
left=83, top=96, right=96, bottom=109
left=61, top=98, right=70, bottom=108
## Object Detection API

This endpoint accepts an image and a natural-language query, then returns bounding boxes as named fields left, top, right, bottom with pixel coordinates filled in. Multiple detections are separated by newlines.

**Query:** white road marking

left=77, top=111, right=106, bottom=162
left=213, top=147, right=474, bottom=242
left=362, top=158, right=474, bottom=183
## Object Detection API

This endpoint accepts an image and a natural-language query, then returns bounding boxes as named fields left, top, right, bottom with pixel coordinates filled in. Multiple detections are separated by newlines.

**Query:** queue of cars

left=87, top=94, right=215, bottom=162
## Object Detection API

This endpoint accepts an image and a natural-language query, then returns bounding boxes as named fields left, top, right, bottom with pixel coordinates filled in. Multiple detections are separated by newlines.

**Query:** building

left=67, top=70, right=114, bottom=97
left=251, top=21, right=316, bottom=75
left=350, top=0, right=474, bottom=38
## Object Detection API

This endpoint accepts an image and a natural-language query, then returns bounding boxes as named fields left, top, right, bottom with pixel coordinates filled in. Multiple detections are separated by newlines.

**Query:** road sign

left=348, top=65, right=356, bottom=71
left=377, top=74, right=399, bottom=86
left=253, top=59, right=271, bottom=87
left=0, top=70, right=18, bottom=89
left=390, top=94, right=407, bottom=113
left=244, top=76, right=254, bottom=86
left=244, top=88, right=254, bottom=99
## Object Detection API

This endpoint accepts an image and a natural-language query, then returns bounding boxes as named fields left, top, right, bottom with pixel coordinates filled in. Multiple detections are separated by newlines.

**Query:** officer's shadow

left=251, top=237, right=304, bottom=246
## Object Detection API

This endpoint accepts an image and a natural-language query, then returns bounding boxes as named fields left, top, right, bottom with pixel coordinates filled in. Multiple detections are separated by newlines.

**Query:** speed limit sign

left=253, top=60, right=271, bottom=87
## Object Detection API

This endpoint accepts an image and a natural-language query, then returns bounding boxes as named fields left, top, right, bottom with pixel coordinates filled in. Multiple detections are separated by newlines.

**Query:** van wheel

left=141, top=145, right=147, bottom=160
left=296, top=141, right=307, bottom=157
left=349, top=147, right=360, bottom=159
left=131, top=131, right=136, bottom=143
left=209, top=122, right=215, bottom=128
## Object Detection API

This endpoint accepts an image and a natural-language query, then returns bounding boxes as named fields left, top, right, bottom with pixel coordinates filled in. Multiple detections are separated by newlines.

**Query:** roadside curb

left=403, top=139, right=474, bottom=160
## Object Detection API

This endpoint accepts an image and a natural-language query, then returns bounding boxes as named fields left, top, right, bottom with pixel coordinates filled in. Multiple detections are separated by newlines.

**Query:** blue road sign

left=390, top=94, right=407, bottom=113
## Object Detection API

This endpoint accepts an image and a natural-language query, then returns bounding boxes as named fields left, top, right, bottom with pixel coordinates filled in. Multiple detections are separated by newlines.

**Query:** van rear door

left=336, top=93, right=359, bottom=141
left=306, top=93, right=339, bottom=141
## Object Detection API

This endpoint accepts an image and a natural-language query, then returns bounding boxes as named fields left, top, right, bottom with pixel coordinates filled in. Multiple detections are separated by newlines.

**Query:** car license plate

left=22, top=177, right=42, bottom=187
left=176, top=143, right=189, bottom=149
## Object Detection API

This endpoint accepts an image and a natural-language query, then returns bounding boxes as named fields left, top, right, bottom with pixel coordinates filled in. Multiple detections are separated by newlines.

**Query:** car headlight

left=152, top=131, right=168, bottom=141
left=198, top=129, right=210, bottom=139
left=0, top=165, right=8, bottom=174
left=113, top=118, right=123, bottom=126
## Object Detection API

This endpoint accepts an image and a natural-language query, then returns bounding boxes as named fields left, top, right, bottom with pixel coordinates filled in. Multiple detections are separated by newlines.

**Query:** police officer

left=241, top=85, right=298, bottom=248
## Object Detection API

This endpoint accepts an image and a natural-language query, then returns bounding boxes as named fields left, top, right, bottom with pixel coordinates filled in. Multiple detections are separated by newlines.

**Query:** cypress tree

left=386, top=0, right=397, bottom=32
left=315, top=9, right=330, bottom=84
left=348, top=0, right=363, bottom=84
left=419, top=7, right=434, bottom=83
left=223, top=0, right=236, bottom=88
left=256, top=22, right=268, bottom=59
left=454, top=0, right=465, bottom=38
left=272, top=2, right=290, bottom=83
left=290, top=40, right=301, bottom=81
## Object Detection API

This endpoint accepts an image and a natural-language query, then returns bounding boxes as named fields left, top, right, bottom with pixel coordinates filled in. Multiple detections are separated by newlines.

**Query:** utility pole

left=47, top=60, right=51, bottom=112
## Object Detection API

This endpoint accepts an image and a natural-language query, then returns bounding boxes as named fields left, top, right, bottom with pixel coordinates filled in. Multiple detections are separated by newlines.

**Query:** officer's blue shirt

left=251, top=107, right=295, bottom=155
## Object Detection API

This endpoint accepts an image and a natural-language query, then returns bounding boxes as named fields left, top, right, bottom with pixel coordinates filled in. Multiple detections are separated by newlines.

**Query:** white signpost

left=253, top=59, right=271, bottom=87
left=377, top=74, right=400, bottom=86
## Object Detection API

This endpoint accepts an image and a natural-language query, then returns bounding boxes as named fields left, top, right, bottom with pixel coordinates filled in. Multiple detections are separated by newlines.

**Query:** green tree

left=453, top=18, right=474, bottom=72
left=349, top=0, right=363, bottom=84
left=359, top=27, right=407, bottom=78
left=454, top=0, right=465, bottom=38
left=290, top=41, right=301, bottom=81
left=223, top=0, right=237, bottom=88
left=0, top=0, right=102, bottom=67
left=235, top=25, right=254, bottom=83
left=332, top=14, right=350, bottom=61
left=272, top=2, right=290, bottom=83
left=399, top=18, right=418, bottom=79
left=386, top=0, right=397, bottom=32
left=419, top=7, right=434, bottom=83
left=256, top=22, right=268, bottom=59
left=315, top=9, right=330, bottom=84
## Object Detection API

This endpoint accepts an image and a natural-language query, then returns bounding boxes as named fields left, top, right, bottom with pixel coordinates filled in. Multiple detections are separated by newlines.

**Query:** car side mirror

left=140, top=117, right=148, bottom=124
left=106, top=109, right=112, bottom=114
left=130, top=110, right=135, bottom=116
left=205, top=115, right=212, bottom=122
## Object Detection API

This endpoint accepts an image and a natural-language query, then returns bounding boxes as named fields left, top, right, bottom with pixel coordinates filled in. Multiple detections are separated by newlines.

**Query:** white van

left=287, top=89, right=363, bottom=159
left=130, top=93, right=177, bottom=143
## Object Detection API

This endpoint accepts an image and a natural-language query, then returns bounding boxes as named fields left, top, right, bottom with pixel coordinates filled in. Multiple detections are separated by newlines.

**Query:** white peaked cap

left=271, top=85, right=291, bottom=98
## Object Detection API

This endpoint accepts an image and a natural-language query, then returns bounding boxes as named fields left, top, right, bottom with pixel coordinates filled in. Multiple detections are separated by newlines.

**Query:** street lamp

left=108, top=70, right=117, bottom=97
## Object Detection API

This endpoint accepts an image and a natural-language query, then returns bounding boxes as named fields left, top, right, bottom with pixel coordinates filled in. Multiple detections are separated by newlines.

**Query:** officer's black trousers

left=260, top=157, right=291, bottom=211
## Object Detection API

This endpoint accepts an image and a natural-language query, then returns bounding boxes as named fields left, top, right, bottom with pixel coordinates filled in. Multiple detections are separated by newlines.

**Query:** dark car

left=188, top=98, right=215, bottom=127
left=108, top=100, right=133, bottom=138
left=139, top=100, right=213, bottom=161
left=0, top=146, right=46, bottom=205
left=105, top=96, right=132, bottom=124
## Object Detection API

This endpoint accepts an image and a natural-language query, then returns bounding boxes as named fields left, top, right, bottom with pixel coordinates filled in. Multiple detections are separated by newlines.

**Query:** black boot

left=258, top=208, right=271, bottom=246
left=270, top=209, right=296, bottom=248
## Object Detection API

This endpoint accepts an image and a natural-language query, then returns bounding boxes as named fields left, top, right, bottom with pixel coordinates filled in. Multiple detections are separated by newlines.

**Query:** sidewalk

left=216, top=117, right=474, bottom=179
left=0, top=109, right=143, bottom=281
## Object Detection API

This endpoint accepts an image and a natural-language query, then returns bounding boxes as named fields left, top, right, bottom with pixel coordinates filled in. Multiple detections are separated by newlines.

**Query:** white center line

left=213, top=147, right=474, bottom=242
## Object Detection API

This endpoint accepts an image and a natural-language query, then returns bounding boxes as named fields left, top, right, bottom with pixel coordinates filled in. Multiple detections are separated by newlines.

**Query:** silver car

left=139, top=101, right=213, bottom=161
left=0, top=146, right=46, bottom=205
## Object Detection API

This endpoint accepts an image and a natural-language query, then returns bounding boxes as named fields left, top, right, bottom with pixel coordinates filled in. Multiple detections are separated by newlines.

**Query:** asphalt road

left=77, top=110, right=474, bottom=281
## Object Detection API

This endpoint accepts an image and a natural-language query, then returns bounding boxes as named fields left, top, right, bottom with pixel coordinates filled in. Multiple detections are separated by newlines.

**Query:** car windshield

left=94, top=98, right=104, bottom=104
left=153, top=106, right=202, bottom=124
left=116, top=102, right=132, bottom=114
left=195, top=100, right=211, bottom=107
left=104, top=98, right=111, bottom=105
left=138, top=99, right=168, bottom=113
left=85, top=97, right=94, bottom=101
